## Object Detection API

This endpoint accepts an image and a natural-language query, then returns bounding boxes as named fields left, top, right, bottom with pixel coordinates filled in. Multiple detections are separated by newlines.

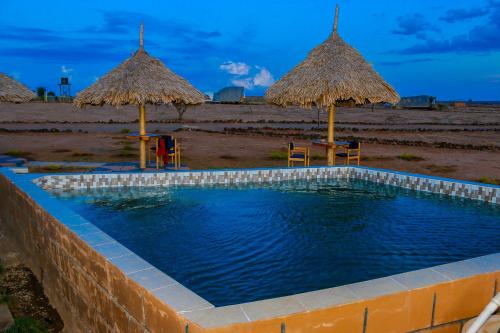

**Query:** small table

left=312, top=139, right=350, bottom=149
left=312, top=140, right=351, bottom=165
left=126, top=132, right=162, bottom=168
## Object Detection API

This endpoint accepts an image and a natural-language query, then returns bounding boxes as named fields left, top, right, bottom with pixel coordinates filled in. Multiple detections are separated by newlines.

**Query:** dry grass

left=5, top=150, right=32, bottom=158
left=478, top=177, right=499, bottom=185
left=362, top=155, right=394, bottom=161
left=51, top=149, right=71, bottom=153
left=219, top=154, right=238, bottom=160
left=0, top=73, right=35, bottom=103
left=28, top=165, right=92, bottom=173
left=398, top=153, right=425, bottom=162
left=269, top=151, right=288, bottom=160
left=265, top=7, right=399, bottom=108
left=74, top=35, right=205, bottom=107
left=311, top=153, right=325, bottom=161
left=70, top=151, right=93, bottom=157
left=426, top=164, right=457, bottom=174
left=114, top=150, right=136, bottom=158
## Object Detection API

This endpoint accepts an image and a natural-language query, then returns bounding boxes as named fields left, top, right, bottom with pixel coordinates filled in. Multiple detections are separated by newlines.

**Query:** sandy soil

left=1, top=102, right=499, bottom=125
left=0, top=102, right=499, bottom=182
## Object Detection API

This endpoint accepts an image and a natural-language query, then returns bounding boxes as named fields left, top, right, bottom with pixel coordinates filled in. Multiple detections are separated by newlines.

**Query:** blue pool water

left=50, top=179, right=500, bottom=306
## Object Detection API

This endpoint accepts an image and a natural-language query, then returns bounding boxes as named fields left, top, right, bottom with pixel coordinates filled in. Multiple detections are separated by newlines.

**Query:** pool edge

left=1, top=166, right=498, bottom=332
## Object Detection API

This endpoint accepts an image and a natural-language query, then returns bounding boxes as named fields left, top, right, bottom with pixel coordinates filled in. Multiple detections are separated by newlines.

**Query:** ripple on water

left=50, top=179, right=500, bottom=306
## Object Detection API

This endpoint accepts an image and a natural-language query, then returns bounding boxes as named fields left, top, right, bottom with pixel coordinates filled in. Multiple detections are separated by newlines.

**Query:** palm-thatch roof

left=265, top=7, right=399, bottom=108
left=0, top=73, right=35, bottom=103
left=74, top=27, right=205, bottom=108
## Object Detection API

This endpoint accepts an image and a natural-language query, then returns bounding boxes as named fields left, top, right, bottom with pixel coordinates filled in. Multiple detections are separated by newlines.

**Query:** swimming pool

left=50, top=178, right=500, bottom=307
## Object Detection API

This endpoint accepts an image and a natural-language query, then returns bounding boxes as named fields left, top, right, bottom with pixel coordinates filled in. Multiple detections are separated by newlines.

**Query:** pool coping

left=1, top=165, right=499, bottom=329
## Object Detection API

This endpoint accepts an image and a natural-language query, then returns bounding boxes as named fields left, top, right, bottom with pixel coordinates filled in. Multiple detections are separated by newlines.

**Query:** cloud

left=220, top=61, right=251, bottom=75
left=0, top=45, right=124, bottom=63
left=440, top=7, right=489, bottom=23
left=253, top=67, right=275, bottom=87
left=80, top=10, right=221, bottom=42
left=61, top=65, right=74, bottom=74
left=392, top=14, right=439, bottom=39
left=397, top=2, right=500, bottom=54
left=231, top=78, right=254, bottom=89
left=0, top=26, right=58, bottom=43
left=221, top=63, right=275, bottom=90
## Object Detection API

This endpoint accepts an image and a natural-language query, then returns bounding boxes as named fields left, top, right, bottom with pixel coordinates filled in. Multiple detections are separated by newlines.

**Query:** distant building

left=398, top=95, right=437, bottom=109
left=213, top=86, right=244, bottom=103
left=451, top=101, right=466, bottom=108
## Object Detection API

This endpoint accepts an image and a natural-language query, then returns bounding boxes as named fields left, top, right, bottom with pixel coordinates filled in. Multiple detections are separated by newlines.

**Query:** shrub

left=397, top=153, right=425, bottom=162
left=120, top=128, right=131, bottom=134
left=426, top=164, right=457, bottom=174
left=122, top=144, right=133, bottom=151
left=115, top=151, right=135, bottom=158
left=219, top=154, right=238, bottom=160
left=311, top=153, right=325, bottom=161
left=51, top=149, right=71, bottom=153
left=71, top=151, right=93, bottom=157
left=269, top=151, right=288, bottom=160
left=5, top=150, right=31, bottom=158
left=478, top=177, right=499, bottom=185
left=42, top=165, right=62, bottom=171
left=362, top=155, right=393, bottom=162
left=5, top=317, right=48, bottom=333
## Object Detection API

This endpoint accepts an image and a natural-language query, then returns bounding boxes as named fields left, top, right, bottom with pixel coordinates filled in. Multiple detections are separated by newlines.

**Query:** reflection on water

left=50, top=179, right=500, bottom=306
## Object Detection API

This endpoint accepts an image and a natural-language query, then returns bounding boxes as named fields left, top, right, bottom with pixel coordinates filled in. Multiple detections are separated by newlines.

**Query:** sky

left=1, top=0, right=499, bottom=100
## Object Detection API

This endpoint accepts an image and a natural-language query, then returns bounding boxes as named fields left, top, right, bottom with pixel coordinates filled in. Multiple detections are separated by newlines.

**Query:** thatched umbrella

left=0, top=73, right=36, bottom=103
left=266, top=5, right=400, bottom=165
left=74, top=24, right=205, bottom=169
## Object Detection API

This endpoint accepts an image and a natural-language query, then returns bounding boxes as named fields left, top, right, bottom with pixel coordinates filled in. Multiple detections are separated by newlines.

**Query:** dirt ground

left=0, top=224, right=64, bottom=332
left=0, top=102, right=498, bottom=331
left=0, top=102, right=499, bottom=182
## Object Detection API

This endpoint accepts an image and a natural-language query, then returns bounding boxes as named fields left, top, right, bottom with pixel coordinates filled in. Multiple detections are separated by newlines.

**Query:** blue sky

left=1, top=0, right=499, bottom=100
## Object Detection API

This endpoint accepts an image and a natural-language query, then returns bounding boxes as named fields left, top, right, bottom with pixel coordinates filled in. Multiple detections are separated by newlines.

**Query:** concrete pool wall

left=0, top=166, right=498, bottom=333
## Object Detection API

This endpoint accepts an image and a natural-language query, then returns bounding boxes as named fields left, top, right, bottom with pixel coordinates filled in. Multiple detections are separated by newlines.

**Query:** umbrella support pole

left=327, top=105, right=335, bottom=166
left=139, top=105, right=147, bottom=169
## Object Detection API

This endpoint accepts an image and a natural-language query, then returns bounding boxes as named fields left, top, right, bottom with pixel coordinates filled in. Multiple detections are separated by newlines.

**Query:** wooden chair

left=151, top=136, right=181, bottom=169
left=335, top=141, right=361, bottom=165
left=288, top=142, right=310, bottom=167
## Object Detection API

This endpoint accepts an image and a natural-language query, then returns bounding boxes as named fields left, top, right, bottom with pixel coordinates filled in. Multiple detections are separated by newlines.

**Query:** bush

left=436, top=104, right=448, bottom=111
left=269, top=151, right=288, bottom=160
left=5, top=318, right=48, bottom=333
left=122, top=144, right=133, bottom=151
left=311, top=153, right=325, bottom=161
left=397, top=153, right=425, bottom=162
left=120, top=128, right=131, bottom=134
left=5, top=150, right=31, bottom=158
left=41, top=165, right=61, bottom=171
left=71, top=151, right=93, bottom=157
left=478, top=177, right=499, bottom=185
left=219, top=154, right=238, bottom=160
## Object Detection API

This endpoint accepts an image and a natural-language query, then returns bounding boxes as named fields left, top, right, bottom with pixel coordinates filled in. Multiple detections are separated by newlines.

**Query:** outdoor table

left=126, top=132, right=162, bottom=169
left=312, top=140, right=351, bottom=165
